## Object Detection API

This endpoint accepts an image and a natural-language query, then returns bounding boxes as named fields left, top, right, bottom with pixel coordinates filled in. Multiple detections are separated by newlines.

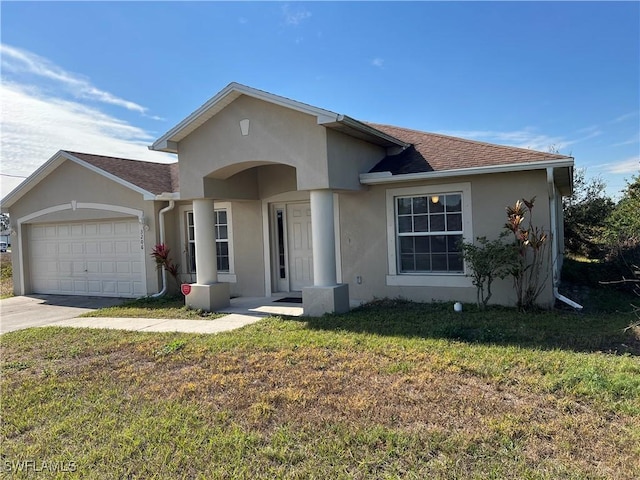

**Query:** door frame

left=269, top=200, right=311, bottom=293
left=262, top=193, right=343, bottom=297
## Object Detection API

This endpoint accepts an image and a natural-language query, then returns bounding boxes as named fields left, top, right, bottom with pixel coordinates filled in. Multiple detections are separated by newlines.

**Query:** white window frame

left=386, top=182, right=473, bottom=287
left=179, top=202, right=236, bottom=283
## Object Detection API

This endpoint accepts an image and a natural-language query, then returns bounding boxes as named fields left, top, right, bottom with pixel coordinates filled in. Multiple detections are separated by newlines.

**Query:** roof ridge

left=366, top=123, right=572, bottom=159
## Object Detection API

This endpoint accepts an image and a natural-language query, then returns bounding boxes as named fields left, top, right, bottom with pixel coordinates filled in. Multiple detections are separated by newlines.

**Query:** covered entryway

left=28, top=219, right=145, bottom=298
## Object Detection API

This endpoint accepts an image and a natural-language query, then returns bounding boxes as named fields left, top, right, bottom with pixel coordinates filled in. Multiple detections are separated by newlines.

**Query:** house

left=1, top=82, right=574, bottom=315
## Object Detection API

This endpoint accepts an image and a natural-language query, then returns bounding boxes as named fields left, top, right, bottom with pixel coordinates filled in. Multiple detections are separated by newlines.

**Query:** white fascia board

left=359, top=158, right=575, bottom=185
left=150, top=82, right=340, bottom=152
left=325, top=115, right=410, bottom=148
left=63, top=152, right=157, bottom=200
left=155, top=192, right=181, bottom=200
left=1, top=150, right=67, bottom=209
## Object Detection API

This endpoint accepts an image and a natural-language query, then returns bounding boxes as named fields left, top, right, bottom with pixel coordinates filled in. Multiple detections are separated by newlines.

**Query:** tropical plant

left=460, top=235, right=517, bottom=309
left=150, top=243, right=181, bottom=288
left=505, top=197, right=550, bottom=310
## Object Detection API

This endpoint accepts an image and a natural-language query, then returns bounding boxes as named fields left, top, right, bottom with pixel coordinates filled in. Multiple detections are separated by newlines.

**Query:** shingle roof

left=66, top=151, right=179, bottom=195
left=64, top=123, right=570, bottom=194
left=367, top=124, right=572, bottom=175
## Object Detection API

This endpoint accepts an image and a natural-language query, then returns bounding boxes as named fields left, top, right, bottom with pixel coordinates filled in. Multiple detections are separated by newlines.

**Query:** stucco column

left=310, top=189, right=337, bottom=287
left=193, top=198, right=218, bottom=284
left=185, top=199, right=229, bottom=312
left=303, top=190, right=349, bottom=316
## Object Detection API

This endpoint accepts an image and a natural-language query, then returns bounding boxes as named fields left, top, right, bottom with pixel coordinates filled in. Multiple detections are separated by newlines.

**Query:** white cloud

left=0, top=44, right=151, bottom=115
left=612, top=132, right=640, bottom=147
left=611, top=111, right=638, bottom=123
left=600, top=156, right=640, bottom=174
left=440, top=127, right=601, bottom=153
left=371, top=58, right=384, bottom=68
left=281, top=4, right=311, bottom=26
left=440, top=128, right=569, bottom=152
left=0, top=82, right=175, bottom=199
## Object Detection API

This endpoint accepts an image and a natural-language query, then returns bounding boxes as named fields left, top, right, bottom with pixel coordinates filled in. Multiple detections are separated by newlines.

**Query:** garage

left=28, top=219, right=146, bottom=297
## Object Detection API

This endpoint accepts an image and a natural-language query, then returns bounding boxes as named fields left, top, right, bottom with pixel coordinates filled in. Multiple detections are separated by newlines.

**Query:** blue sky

left=1, top=1, right=638, bottom=199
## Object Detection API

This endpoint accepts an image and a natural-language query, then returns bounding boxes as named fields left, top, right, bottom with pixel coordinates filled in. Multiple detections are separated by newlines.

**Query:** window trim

left=179, top=202, right=236, bottom=283
left=386, top=182, right=473, bottom=287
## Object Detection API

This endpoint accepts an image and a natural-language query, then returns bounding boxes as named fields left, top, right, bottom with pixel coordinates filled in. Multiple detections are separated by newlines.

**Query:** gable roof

left=150, top=82, right=408, bottom=153
left=367, top=123, right=572, bottom=175
left=67, top=152, right=179, bottom=195
left=1, top=150, right=178, bottom=210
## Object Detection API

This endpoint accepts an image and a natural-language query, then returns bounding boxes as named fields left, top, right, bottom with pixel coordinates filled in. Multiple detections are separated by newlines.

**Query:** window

left=214, top=210, right=229, bottom=271
left=186, top=208, right=230, bottom=273
left=386, top=182, right=473, bottom=288
left=396, top=193, right=463, bottom=273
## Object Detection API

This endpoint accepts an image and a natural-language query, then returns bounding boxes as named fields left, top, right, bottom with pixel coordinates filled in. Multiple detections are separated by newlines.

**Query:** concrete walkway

left=0, top=295, right=304, bottom=334
left=49, top=313, right=266, bottom=334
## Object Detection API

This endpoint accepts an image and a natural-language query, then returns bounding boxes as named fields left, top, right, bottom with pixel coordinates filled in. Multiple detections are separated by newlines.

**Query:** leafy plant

left=562, top=169, right=615, bottom=259
left=150, top=243, right=181, bottom=289
left=504, top=197, right=550, bottom=310
left=460, top=235, right=517, bottom=309
left=155, top=339, right=187, bottom=356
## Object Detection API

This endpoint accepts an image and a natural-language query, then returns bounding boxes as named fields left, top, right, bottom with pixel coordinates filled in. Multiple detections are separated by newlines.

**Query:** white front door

left=272, top=203, right=314, bottom=292
left=286, top=203, right=313, bottom=291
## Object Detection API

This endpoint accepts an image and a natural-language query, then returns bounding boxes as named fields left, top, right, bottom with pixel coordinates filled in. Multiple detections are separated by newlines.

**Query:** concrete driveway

left=0, top=295, right=126, bottom=334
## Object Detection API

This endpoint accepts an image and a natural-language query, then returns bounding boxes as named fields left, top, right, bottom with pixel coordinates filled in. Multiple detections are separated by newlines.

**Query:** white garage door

left=29, top=219, right=145, bottom=297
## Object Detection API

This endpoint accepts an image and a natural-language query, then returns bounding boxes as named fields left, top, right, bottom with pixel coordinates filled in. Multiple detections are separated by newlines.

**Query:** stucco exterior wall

left=228, top=201, right=265, bottom=297
left=339, top=170, right=554, bottom=307
left=7, top=160, right=161, bottom=296
left=177, top=95, right=330, bottom=198
left=326, top=129, right=387, bottom=190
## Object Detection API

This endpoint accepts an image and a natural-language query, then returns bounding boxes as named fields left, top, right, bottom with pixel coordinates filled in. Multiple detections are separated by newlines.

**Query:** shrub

left=461, top=235, right=517, bottom=309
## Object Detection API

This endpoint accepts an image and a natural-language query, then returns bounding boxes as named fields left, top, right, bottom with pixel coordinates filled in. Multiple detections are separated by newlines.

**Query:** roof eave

left=321, top=115, right=410, bottom=148
left=1, top=151, right=158, bottom=209
left=360, top=158, right=575, bottom=185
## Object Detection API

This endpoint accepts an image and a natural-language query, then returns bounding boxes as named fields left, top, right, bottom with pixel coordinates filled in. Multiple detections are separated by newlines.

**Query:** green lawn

left=78, top=295, right=226, bottom=320
left=2, top=299, right=639, bottom=479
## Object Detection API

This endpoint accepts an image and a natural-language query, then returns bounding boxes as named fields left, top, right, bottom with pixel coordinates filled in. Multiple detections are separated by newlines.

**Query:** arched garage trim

left=16, top=202, right=146, bottom=296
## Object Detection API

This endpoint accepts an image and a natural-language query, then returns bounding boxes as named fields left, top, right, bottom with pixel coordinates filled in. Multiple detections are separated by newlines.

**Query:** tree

left=563, top=169, right=615, bottom=259
left=605, top=176, right=640, bottom=247
left=0, top=213, right=9, bottom=232
left=604, top=175, right=640, bottom=268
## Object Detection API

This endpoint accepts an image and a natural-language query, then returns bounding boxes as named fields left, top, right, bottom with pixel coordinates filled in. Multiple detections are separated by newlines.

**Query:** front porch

left=219, top=295, right=305, bottom=318
left=183, top=190, right=351, bottom=316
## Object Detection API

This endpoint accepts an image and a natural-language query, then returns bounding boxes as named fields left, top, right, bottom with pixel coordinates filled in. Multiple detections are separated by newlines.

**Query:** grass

left=78, top=295, right=226, bottom=320
left=2, top=300, right=640, bottom=479
left=1, top=252, right=13, bottom=299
